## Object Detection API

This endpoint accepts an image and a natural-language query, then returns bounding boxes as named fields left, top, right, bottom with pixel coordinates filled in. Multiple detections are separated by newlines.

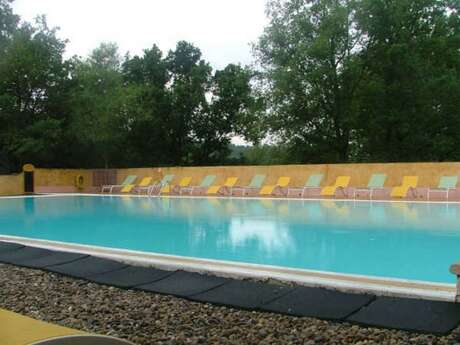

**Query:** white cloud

left=12, top=0, right=268, bottom=70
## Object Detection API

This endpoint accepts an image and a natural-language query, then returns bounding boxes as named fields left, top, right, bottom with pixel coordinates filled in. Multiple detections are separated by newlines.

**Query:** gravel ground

left=1, top=264, right=460, bottom=345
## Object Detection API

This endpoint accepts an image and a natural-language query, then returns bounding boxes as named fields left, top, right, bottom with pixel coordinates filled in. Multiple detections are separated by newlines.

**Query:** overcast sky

left=12, top=0, right=268, bottom=70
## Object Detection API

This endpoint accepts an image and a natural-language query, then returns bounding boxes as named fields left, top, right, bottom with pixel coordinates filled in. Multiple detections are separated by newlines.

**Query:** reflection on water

left=229, top=218, right=294, bottom=255
left=1, top=196, right=460, bottom=283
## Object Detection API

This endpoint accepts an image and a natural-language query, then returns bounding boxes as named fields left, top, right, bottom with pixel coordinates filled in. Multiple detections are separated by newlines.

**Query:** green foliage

left=0, top=9, right=261, bottom=171
left=121, top=43, right=263, bottom=167
left=0, top=0, right=18, bottom=50
left=236, top=144, right=291, bottom=165
left=255, top=0, right=366, bottom=162
left=211, top=64, right=264, bottom=144
left=0, top=14, right=71, bottom=170
left=1, top=0, right=459, bottom=171
left=68, top=43, right=126, bottom=167
left=255, top=0, right=460, bottom=163
left=354, top=0, right=460, bottom=162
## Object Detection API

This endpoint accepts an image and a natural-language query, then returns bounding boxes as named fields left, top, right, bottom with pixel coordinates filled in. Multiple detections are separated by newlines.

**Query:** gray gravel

left=1, top=264, right=460, bottom=345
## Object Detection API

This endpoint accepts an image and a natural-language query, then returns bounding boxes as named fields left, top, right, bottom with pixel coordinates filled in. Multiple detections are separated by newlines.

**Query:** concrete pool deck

left=1, top=240, right=460, bottom=334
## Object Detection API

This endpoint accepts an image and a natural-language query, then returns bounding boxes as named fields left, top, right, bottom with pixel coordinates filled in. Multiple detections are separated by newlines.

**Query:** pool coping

left=0, top=234, right=456, bottom=302
left=4, top=193, right=460, bottom=205
left=4, top=192, right=460, bottom=204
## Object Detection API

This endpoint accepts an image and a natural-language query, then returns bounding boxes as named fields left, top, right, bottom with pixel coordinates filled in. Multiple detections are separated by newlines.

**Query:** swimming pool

left=0, top=195, right=459, bottom=285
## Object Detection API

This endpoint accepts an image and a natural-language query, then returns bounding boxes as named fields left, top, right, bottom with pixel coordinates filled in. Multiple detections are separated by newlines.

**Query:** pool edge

left=0, top=234, right=455, bottom=302
left=4, top=192, right=460, bottom=204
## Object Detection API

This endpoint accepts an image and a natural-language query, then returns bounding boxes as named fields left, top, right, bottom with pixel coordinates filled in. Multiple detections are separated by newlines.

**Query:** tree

left=122, top=44, right=263, bottom=166
left=190, top=64, right=263, bottom=164
left=121, top=45, right=172, bottom=166
left=255, top=0, right=366, bottom=163
left=354, top=0, right=460, bottom=162
left=211, top=64, right=264, bottom=144
left=165, top=41, right=213, bottom=164
left=123, top=45, right=168, bottom=86
left=68, top=43, right=126, bottom=168
left=88, top=42, right=121, bottom=71
left=0, top=0, right=18, bottom=51
left=0, top=16, right=72, bottom=171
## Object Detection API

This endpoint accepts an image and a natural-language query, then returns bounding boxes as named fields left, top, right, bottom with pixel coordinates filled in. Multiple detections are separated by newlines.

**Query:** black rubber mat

left=2, top=240, right=460, bottom=334
left=47, top=256, right=128, bottom=279
left=190, top=280, right=294, bottom=309
left=260, top=286, right=374, bottom=320
left=137, top=271, right=230, bottom=297
left=347, top=296, right=460, bottom=334
left=15, top=251, right=88, bottom=269
left=0, top=246, right=53, bottom=264
left=89, top=265, right=174, bottom=288
left=0, top=242, right=24, bottom=253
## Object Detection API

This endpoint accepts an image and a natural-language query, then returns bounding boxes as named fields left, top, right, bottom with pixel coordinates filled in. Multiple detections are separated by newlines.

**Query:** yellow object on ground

left=207, top=177, right=238, bottom=194
left=391, top=176, right=418, bottom=198
left=178, top=177, right=192, bottom=187
left=259, top=176, right=291, bottom=195
left=0, top=308, right=84, bottom=345
left=121, top=176, right=153, bottom=193
left=160, top=185, right=171, bottom=194
left=161, top=176, right=192, bottom=194
left=320, top=176, right=351, bottom=196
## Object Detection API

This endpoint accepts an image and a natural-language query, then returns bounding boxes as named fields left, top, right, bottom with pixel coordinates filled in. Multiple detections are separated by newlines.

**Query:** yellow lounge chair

left=0, top=308, right=133, bottom=345
left=231, top=175, right=266, bottom=196
left=101, top=175, right=137, bottom=193
left=259, top=176, right=290, bottom=196
left=391, top=176, right=418, bottom=198
left=161, top=176, right=192, bottom=194
left=207, top=177, right=238, bottom=195
left=181, top=175, right=216, bottom=195
left=121, top=176, right=153, bottom=193
left=149, top=174, right=174, bottom=196
left=320, top=176, right=351, bottom=197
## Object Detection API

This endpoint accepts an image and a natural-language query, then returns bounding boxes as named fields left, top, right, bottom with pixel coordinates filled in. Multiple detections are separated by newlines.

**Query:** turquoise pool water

left=0, top=195, right=459, bottom=284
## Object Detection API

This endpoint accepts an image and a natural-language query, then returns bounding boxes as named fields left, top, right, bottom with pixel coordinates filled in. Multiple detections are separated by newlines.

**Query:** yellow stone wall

left=1, top=162, right=460, bottom=196
left=34, top=168, right=93, bottom=188
left=0, top=173, right=23, bottom=195
left=116, top=162, right=460, bottom=188
left=116, top=167, right=163, bottom=186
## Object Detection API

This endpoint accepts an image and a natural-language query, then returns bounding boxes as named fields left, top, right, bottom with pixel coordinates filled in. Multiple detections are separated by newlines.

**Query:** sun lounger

left=391, top=176, right=418, bottom=198
left=161, top=176, right=192, bottom=194
left=207, top=177, right=238, bottom=195
left=0, top=308, right=133, bottom=345
left=231, top=175, right=266, bottom=196
left=320, top=176, right=351, bottom=197
left=427, top=176, right=458, bottom=200
left=148, top=174, right=174, bottom=196
left=180, top=175, right=216, bottom=195
left=353, top=173, right=387, bottom=199
left=287, top=174, right=324, bottom=197
left=259, top=176, right=290, bottom=196
left=121, top=176, right=153, bottom=193
left=101, top=175, right=137, bottom=193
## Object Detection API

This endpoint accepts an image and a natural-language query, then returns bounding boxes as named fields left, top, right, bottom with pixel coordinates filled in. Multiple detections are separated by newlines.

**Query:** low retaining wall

left=114, top=162, right=460, bottom=190
left=34, top=168, right=95, bottom=194
left=0, top=173, right=23, bottom=195
left=1, top=162, right=460, bottom=196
